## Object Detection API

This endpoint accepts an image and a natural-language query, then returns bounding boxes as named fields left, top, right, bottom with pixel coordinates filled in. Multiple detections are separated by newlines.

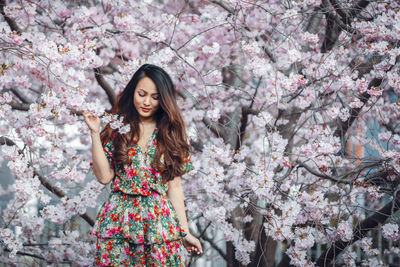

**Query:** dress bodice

left=93, top=128, right=194, bottom=244
left=102, top=128, right=194, bottom=196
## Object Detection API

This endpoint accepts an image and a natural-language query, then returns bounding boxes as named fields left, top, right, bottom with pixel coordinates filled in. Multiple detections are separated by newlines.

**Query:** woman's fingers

left=183, top=234, right=203, bottom=254
left=194, top=240, right=202, bottom=253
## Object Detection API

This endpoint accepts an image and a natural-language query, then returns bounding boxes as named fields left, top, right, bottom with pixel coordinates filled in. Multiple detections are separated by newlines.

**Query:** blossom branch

left=177, top=89, right=227, bottom=140
left=10, top=88, right=33, bottom=104
left=320, top=0, right=372, bottom=52
left=297, top=161, right=384, bottom=184
left=334, top=80, right=380, bottom=138
left=3, top=247, right=73, bottom=264
left=201, top=234, right=227, bottom=261
left=94, top=67, right=116, bottom=106
left=0, top=136, right=95, bottom=227
left=0, top=0, right=21, bottom=33
left=328, top=0, right=350, bottom=23
left=9, top=101, right=30, bottom=111
left=194, top=221, right=227, bottom=261
left=208, top=0, right=234, bottom=14
left=315, top=193, right=400, bottom=266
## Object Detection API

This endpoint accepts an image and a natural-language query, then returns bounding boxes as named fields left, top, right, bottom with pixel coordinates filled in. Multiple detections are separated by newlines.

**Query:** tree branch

left=202, top=116, right=227, bottom=139
left=208, top=0, right=234, bottom=14
left=177, top=88, right=227, bottom=140
left=11, top=88, right=32, bottom=104
left=333, top=78, right=381, bottom=138
left=320, top=3, right=346, bottom=52
left=235, top=77, right=261, bottom=151
left=315, top=194, right=400, bottom=266
left=10, top=101, right=30, bottom=111
left=350, top=0, right=372, bottom=17
left=3, top=247, right=72, bottom=264
left=202, top=234, right=227, bottom=261
left=297, top=161, right=383, bottom=184
left=0, top=0, right=21, bottom=33
left=328, top=0, right=350, bottom=23
left=320, top=0, right=372, bottom=52
left=94, top=67, right=116, bottom=106
left=0, top=136, right=95, bottom=227
left=184, top=0, right=201, bottom=15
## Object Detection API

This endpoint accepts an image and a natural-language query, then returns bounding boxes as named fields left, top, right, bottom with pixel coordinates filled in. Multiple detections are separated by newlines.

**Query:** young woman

left=83, top=64, right=202, bottom=266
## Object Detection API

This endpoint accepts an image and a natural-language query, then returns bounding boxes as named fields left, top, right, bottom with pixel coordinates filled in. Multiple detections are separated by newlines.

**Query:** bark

left=227, top=241, right=242, bottom=267
left=249, top=219, right=278, bottom=267
left=223, top=63, right=247, bottom=267
left=94, top=67, right=117, bottom=106
left=209, top=0, right=235, bottom=14
left=276, top=253, right=291, bottom=267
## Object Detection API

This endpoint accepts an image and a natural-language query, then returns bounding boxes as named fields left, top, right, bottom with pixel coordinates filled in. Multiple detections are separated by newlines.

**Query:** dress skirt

left=94, top=238, right=185, bottom=266
left=92, top=191, right=187, bottom=267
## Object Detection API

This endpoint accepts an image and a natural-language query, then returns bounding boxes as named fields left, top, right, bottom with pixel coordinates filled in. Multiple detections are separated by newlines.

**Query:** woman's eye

left=153, top=96, right=159, bottom=100
left=139, top=93, right=145, bottom=97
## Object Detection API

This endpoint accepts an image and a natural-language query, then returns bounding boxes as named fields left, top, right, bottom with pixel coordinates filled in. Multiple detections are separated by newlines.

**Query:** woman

left=83, top=64, right=202, bottom=266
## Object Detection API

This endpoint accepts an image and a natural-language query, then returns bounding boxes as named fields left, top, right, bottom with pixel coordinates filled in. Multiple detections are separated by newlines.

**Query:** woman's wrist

left=90, top=130, right=100, bottom=137
left=182, top=226, right=190, bottom=234
left=183, top=232, right=190, bottom=240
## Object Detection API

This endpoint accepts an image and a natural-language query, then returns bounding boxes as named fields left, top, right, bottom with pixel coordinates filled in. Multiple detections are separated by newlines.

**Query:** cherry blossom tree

left=1, top=0, right=400, bottom=266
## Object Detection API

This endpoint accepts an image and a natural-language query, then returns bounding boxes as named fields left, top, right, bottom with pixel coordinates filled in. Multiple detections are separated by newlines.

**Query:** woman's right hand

left=82, top=111, right=101, bottom=134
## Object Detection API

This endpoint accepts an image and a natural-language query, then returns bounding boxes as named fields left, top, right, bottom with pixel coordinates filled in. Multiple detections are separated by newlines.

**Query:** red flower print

left=128, top=147, right=136, bottom=157
left=183, top=156, right=191, bottom=163
left=128, top=212, right=142, bottom=221
left=106, top=241, right=113, bottom=252
left=154, top=205, right=160, bottom=216
left=126, top=167, right=138, bottom=179
left=111, top=214, right=119, bottom=221
left=109, top=227, right=123, bottom=234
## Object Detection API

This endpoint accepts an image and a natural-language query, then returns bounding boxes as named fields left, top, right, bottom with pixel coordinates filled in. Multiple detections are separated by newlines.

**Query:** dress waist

left=111, top=172, right=167, bottom=196
left=92, top=191, right=186, bottom=244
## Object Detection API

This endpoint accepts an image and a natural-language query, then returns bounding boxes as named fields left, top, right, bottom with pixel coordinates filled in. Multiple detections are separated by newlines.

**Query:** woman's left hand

left=183, top=233, right=203, bottom=255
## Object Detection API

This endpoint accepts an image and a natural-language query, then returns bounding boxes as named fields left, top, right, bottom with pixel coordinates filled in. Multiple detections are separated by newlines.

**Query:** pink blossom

left=367, top=87, right=383, bottom=96
left=0, top=92, right=12, bottom=104
left=208, top=107, right=221, bottom=122
left=339, top=108, right=350, bottom=122
left=382, top=223, right=400, bottom=241
left=337, top=221, right=353, bottom=242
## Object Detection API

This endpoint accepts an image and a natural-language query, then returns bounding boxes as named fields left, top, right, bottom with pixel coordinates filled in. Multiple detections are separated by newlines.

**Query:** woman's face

left=133, top=77, right=160, bottom=122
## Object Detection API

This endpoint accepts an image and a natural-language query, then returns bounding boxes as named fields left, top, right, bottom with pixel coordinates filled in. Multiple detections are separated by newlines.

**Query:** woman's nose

left=143, top=96, right=151, bottom=105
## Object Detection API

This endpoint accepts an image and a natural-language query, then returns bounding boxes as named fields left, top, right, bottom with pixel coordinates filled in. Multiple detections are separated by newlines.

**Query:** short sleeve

left=102, top=138, right=114, bottom=169
left=180, top=154, right=194, bottom=175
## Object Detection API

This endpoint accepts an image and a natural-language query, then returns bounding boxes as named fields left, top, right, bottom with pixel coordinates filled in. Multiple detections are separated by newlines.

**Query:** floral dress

left=92, top=128, right=194, bottom=266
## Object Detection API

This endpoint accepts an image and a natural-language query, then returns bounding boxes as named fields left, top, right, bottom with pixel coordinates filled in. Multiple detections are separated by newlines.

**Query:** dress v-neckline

left=134, top=127, right=157, bottom=155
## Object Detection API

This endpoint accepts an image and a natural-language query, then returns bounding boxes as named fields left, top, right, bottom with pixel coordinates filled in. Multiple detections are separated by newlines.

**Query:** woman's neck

left=139, top=119, right=157, bottom=129
left=139, top=115, right=156, bottom=124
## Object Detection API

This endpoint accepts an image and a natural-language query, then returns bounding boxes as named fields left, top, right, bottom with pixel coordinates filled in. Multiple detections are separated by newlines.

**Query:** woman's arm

left=90, top=131, right=114, bottom=185
left=167, top=176, right=190, bottom=232
left=168, top=176, right=202, bottom=254
left=83, top=112, right=114, bottom=185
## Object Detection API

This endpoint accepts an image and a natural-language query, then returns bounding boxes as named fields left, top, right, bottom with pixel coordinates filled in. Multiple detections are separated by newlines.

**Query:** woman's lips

left=141, top=107, right=151, bottom=113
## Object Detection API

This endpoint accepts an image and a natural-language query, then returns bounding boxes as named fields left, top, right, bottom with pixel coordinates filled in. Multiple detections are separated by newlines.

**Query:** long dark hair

left=100, top=64, right=191, bottom=182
